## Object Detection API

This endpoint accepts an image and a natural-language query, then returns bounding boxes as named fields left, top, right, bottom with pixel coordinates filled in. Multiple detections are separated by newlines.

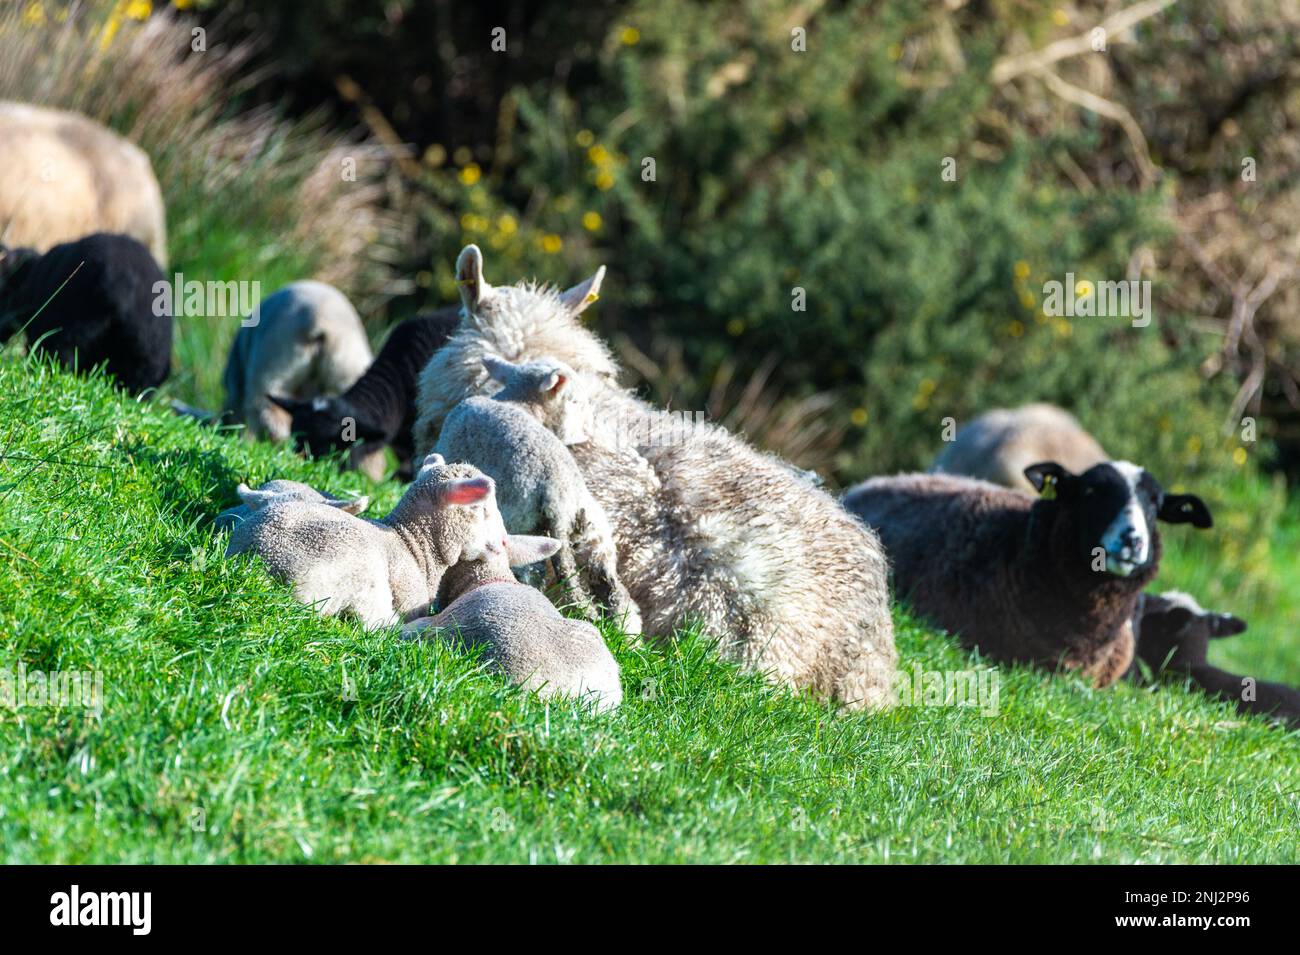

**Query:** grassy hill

left=0, top=356, right=1296, bottom=863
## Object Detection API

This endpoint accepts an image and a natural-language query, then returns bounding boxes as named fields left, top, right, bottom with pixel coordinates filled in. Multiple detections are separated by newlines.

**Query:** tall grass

left=0, top=0, right=410, bottom=410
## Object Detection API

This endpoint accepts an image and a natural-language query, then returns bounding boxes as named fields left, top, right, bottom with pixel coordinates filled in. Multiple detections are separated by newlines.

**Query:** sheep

left=411, top=245, right=898, bottom=710
left=0, top=233, right=171, bottom=393
left=0, top=102, right=168, bottom=267
left=841, top=462, right=1214, bottom=687
left=1134, top=591, right=1300, bottom=728
left=225, top=455, right=509, bottom=629
left=221, top=281, right=373, bottom=446
left=268, top=307, right=458, bottom=481
left=403, top=533, right=623, bottom=712
left=931, top=403, right=1108, bottom=494
left=213, top=479, right=369, bottom=532
left=434, top=356, right=641, bottom=634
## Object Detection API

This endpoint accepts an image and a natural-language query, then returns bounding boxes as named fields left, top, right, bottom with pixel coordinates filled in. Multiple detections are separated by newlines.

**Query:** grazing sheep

left=222, top=281, right=373, bottom=445
left=0, top=102, right=168, bottom=267
left=435, top=356, right=641, bottom=633
left=412, top=245, right=898, bottom=710
left=931, top=403, right=1108, bottom=494
left=269, top=307, right=458, bottom=481
left=403, top=533, right=623, bottom=712
left=213, top=479, right=369, bottom=531
left=0, top=233, right=171, bottom=393
left=225, top=455, right=507, bottom=629
left=1135, top=591, right=1300, bottom=728
left=842, top=462, right=1213, bottom=687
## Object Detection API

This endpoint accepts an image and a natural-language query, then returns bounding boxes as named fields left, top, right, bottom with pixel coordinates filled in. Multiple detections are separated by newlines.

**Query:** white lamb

left=434, top=356, right=640, bottom=634
left=225, top=456, right=513, bottom=629
left=403, top=533, right=623, bottom=712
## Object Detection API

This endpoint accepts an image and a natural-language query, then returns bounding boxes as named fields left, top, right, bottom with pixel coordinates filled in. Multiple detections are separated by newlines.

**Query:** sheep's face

left=1024, top=460, right=1213, bottom=578
left=266, top=394, right=387, bottom=459
left=1139, top=591, right=1246, bottom=671
left=482, top=354, right=593, bottom=443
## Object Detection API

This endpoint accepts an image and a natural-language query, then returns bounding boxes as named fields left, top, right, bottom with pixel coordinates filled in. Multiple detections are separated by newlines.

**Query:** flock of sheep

left=2, top=102, right=1297, bottom=726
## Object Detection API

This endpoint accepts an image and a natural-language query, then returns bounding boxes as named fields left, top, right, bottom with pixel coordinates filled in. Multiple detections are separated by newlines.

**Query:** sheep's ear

left=1024, top=461, right=1069, bottom=498
left=1208, top=613, right=1247, bottom=638
left=336, top=496, right=370, bottom=515
left=540, top=370, right=566, bottom=395
left=440, top=476, right=494, bottom=505
left=482, top=355, right=516, bottom=384
left=236, top=483, right=276, bottom=508
left=266, top=393, right=308, bottom=416
left=505, top=534, right=562, bottom=566
left=558, top=265, right=606, bottom=317
left=420, top=452, right=445, bottom=469
left=1158, top=493, right=1212, bottom=529
left=456, top=244, right=490, bottom=315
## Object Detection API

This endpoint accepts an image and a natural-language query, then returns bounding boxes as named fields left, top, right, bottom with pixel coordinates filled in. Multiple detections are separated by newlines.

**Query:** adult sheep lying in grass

left=222, top=281, right=373, bottom=445
left=843, top=462, right=1213, bottom=687
left=435, top=355, right=640, bottom=633
left=226, top=455, right=511, bottom=629
left=0, top=102, right=168, bottom=267
left=411, top=245, right=897, bottom=710
left=268, top=307, right=459, bottom=481
left=0, top=232, right=170, bottom=393
left=213, top=479, right=369, bottom=531
left=403, top=533, right=623, bottom=713
left=930, top=403, right=1108, bottom=495
left=1135, top=591, right=1300, bottom=728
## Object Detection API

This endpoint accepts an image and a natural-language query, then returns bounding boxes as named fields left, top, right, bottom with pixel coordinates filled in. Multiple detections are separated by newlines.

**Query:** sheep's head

left=403, top=455, right=511, bottom=565
left=1138, top=590, right=1247, bottom=672
left=266, top=393, right=388, bottom=460
left=481, top=354, right=593, bottom=444
left=1024, top=460, right=1212, bottom=578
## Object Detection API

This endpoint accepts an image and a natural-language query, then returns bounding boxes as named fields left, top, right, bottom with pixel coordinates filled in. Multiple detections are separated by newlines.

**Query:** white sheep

left=225, top=456, right=511, bottom=629
left=434, top=356, right=641, bottom=634
left=213, top=479, right=369, bottom=531
left=930, top=403, right=1108, bottom=494
left=0, top=102, right=168, bottom=267
left=222, top=281, right=373, bottom=448
left=412, top=246, right=897, bottom=710
left=403, top=533, right=623, bottom=712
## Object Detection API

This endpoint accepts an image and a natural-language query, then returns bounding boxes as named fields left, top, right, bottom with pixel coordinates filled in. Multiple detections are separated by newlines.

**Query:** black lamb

left=1135, top=591, right=1300, bottom=728
left=268, top=306, right=458, bottom=480
left=0, top=232, right=171, bottom=393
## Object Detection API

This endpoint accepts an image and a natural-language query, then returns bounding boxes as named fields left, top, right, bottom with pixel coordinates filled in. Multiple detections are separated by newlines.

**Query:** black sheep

left=843, top=461, right=1213, bottom=687
left=1135, top=591, right=1300, bottom=728
left=268, top=307, right=458, bottom=480
left=0, top=232, right=170, bottom=393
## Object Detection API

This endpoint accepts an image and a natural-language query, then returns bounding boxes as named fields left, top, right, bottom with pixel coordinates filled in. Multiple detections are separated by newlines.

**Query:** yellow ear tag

left=1040, top=474, right=1057, bottom=500
left=584, top=292, right=600, bottom=305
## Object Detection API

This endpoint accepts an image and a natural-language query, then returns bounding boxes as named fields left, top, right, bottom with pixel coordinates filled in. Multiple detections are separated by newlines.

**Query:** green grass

left=0, top=355, right=1296, bottom=863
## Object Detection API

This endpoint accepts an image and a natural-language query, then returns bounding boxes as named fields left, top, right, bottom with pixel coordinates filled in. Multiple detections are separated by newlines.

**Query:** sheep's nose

left=1120, top=529, right=1144, bottom=557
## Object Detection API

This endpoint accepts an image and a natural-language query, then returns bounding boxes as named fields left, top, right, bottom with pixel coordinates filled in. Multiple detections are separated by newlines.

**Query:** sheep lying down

left=213, top=479, right=370, bottom=531
left=843, top=461, right=1213, bottom=687
left=226, top=456, right=511, bottom=629
left=1133, top=591, right=1300, bottom=728
left=403, top=533, right=623, bottom=712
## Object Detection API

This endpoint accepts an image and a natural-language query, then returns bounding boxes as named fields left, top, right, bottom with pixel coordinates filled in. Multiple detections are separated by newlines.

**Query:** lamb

left=268, top=307, right=458, bottom=481
left=403, top=533, right=623, bottom=712
left=931, top=403, right=1108, bottom=494
left=0, top=102, right=168, bottom=267
left=842, top=462, right=1214, bottom=687
left=1134, top=591, right=1300, bottom=728
left=213, top=479, right=369, bottom=531
left=434, top=356, right=640, bottom=633
left=221, top=281, right=373, bottom=447
left=411, top=245, right=898, bottom=710
left=225, top=455, right=509, bottom=629
left=0, top=232, right=171, bottom=393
